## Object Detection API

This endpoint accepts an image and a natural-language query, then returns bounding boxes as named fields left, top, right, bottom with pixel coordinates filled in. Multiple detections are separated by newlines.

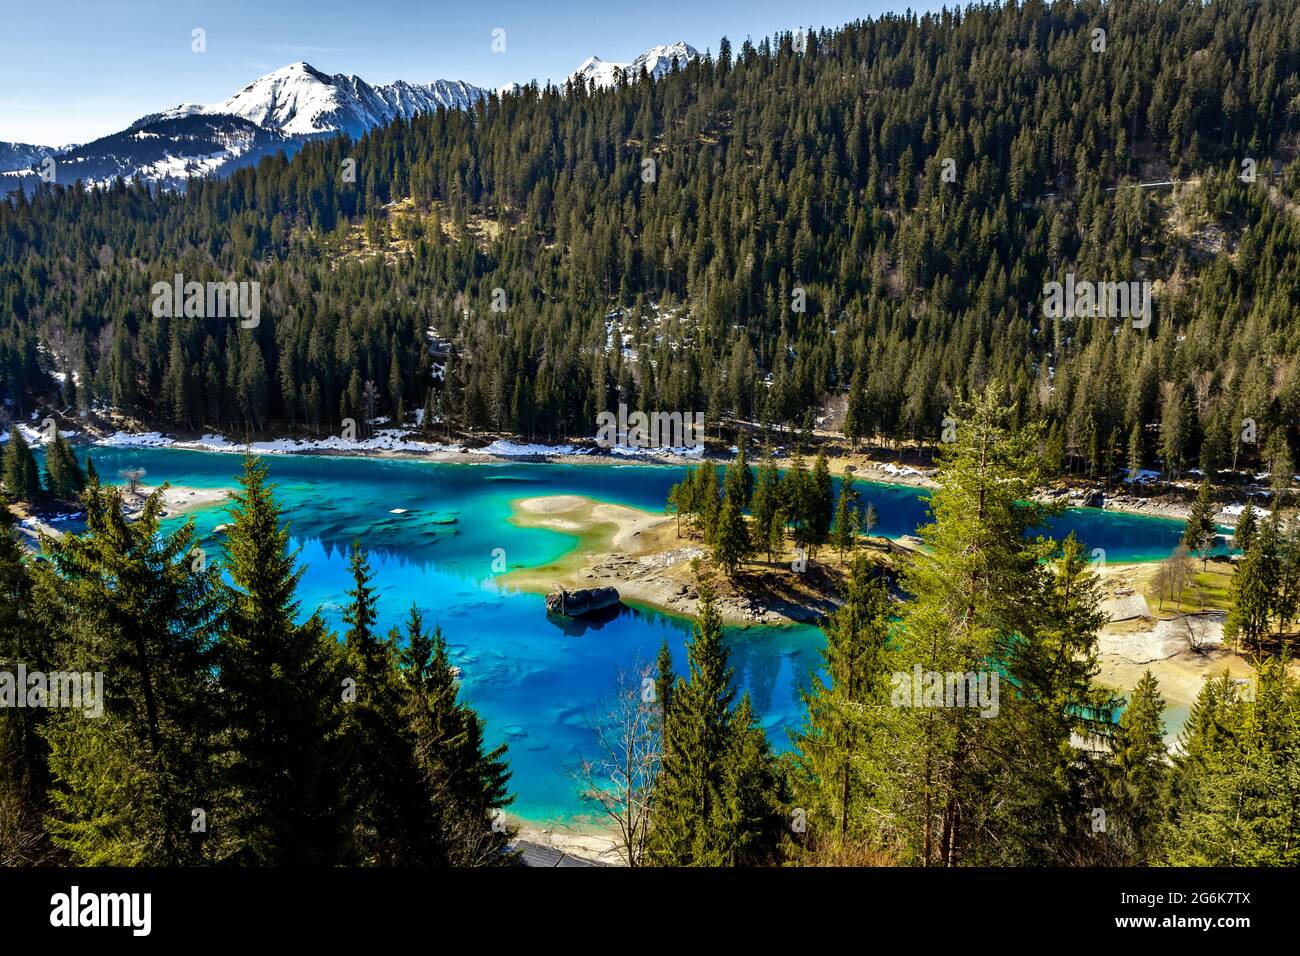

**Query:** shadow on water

left=544, top=603, right=625, bottom=636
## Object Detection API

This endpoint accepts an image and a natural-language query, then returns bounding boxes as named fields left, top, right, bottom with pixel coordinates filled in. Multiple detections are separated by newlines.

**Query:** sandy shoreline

left=511, top=819, right=628, bottom=866
left=11, top=483, right=231, bottom=551
left=82, top=429, right=1253, bottom=527
left=503, top=493, right=849, bottom=625
left=134, top=484, right=233, bottom=519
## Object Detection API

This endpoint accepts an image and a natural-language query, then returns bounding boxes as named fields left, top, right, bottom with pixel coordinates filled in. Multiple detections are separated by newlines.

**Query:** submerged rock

left=546, top=586, right=621, bottom=617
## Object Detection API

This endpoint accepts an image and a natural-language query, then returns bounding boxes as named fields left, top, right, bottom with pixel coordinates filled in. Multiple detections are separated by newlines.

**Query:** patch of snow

left=609, top=443, right=704, bottom=459
left=97, top=429, right=461, bottom=456
left=481, top=439, right=581, bottom=457
left=96, top=431, right=174, bottom=447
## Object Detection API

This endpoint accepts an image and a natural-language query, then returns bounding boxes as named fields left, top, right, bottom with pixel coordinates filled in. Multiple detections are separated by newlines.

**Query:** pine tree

left=37, top=484, right=222, bottom=865
left=723, top=443, right=754, bottom=510
left=832, top=474, right=860, bottom=563
left=992, top=532, right=1119, bottom=865
left=397, top=604, right=514, bottom=865
left=793, top=559, right=894, bottom=845
left=216, top=456, right=348, bottom=864
left=2, top=428, right=41, bottom=503
left=339, top=544, right=441, bottom=864
left=693, top=462, right=721, bottom=543
left=1126, top=420, right=1144, bottom=481
left=809, top=452, right=834, bottom=556
left=1182, top=479, right=1217, bottom=570
left=1224, top=514, right=1280, bottom=654
left=1274, top=515, right=1300, bottom=635
left=654, top=639, right=675, bottom=723
left=751, top=451, right=782, bottom=562
left=42, top=430, right=85, bottom=499
left=647, top=583, right=734, bottom=865
left=0, top=502, right=56, bottom=864
left=707, top=693, right=782, bottom=866
left=1107, top=671, right=1167, bottom=864
left=1232, top=500, right=1258, bottom=553
left=889, top=383, right=1072, bottom=865
left=712, top=493, right=752, bottom=580
left=1163, top=662, right=1300, bottom=865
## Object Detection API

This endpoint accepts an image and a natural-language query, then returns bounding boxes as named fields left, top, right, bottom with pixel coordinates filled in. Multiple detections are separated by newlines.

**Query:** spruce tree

left=1182, top=479, right=1217, bottom=570
left=693, top=462, right=721, bottom=543
left=216, top=456, right=348, bottom=865
left=1232, top=500, right=1258, bottom=553
left=1107, top=671, right=1167, bottom=864
left=42, top=430, right=85, bottom=499
left=654, top=638, right=675, bottom=724
left=712, top=494, right=752, bottom=580
left=810, top=452, right=834, bottom=555
left=723, top=444, right=754, bottom=510
left=1224, top=515, right=1280, bottom=654
left=0, top=502, right=56, bottom=864
left=1163, top=662, right=1300, bottom=865
left=2, top=428, right=40, bottom=503
left=793, top=559, right=894, bottom=845
left=37, top=484, right=222, bottom=865
left=397, top=604, right=515, bottom=865
left=340, top=544, right=442, bottom=864
left=647, top=583, right=734, bottom=865
left=889, top=383, right=1083, bottom=865
left=1126, top=421, right=1144, bottom=480
left=991, top=532, right=1119, bottom=865
left=832, top=474, right=860, bottom=563
left=707, top=693, right=782, bottom=866
left=751, top=451, right=782, bottom=562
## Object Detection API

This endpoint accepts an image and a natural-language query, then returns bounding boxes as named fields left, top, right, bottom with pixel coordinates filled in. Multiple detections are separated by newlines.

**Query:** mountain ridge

left=0, top=42, right=700, bottom=192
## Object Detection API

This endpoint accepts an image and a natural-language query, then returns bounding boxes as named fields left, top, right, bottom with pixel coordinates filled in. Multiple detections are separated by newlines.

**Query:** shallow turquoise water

left=69, top=447, right=1213, bottom=821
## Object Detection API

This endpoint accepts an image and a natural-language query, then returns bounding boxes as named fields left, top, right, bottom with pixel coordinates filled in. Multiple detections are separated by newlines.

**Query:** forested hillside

left=2, top=0, right=1299, bottom=482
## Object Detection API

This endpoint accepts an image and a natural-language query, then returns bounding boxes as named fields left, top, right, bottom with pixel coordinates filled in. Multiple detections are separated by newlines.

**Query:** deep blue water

left=61, top=446, right=1214, bottom=822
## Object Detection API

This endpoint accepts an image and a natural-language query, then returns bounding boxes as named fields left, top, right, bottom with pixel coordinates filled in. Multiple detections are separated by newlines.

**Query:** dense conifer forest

left=0, top=0, right=1297, bottom=484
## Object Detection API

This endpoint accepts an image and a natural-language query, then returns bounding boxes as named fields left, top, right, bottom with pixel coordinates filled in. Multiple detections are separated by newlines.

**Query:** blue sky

left=0, top=0, right=939, bottom=146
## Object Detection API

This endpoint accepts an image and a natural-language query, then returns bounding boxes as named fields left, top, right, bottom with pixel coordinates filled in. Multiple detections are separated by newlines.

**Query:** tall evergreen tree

left=888, top=383, right=1085, bottom=865
left=339, top=544, right=442, bottom=864
left=42, top=430, right=85, bottom=499
left=831, top=474, right=860, bottom=564
left=396, top=604, right=515, bottom=865
left=1225, top=513, right=1281, bottom=654
left=793, top=559, right=894, bottom=845
left=2, top=428, right=40, bottom=503
left=1182, top=479, right=1217, bottom=570
left=1163, top=662, right=1300, bottom=866
left=649, top=583, right=780, bottom=865
left=0, top=502, right=56, bottom=864
left=37, top=485, right=222, bottom=865
left=216, top=456, right=348, bottom=864
left=1232, top=500, right=1259, bottom=554
left=751, top=450, right=783, bottom=562
left=1107, top=671, right=1167, bottom=864
left=712, top=494, right=752, bottom=580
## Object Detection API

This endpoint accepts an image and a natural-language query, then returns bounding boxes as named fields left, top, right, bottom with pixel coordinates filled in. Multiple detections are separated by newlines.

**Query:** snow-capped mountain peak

left=631, top=42, right=698, bottom=77
left=570, top=41, right=698, bottom=90
left=209, top=61, right=334, bottom=133
left=206, top=61, right=486, bottom=138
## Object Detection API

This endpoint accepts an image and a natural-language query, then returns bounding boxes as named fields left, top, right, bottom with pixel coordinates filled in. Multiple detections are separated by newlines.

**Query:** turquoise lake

left=70, top=447, right=1214, bottom=822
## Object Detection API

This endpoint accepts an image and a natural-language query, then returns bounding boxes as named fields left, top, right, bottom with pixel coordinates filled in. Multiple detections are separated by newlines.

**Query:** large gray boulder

left=546, top=586, right=621, bottom=617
